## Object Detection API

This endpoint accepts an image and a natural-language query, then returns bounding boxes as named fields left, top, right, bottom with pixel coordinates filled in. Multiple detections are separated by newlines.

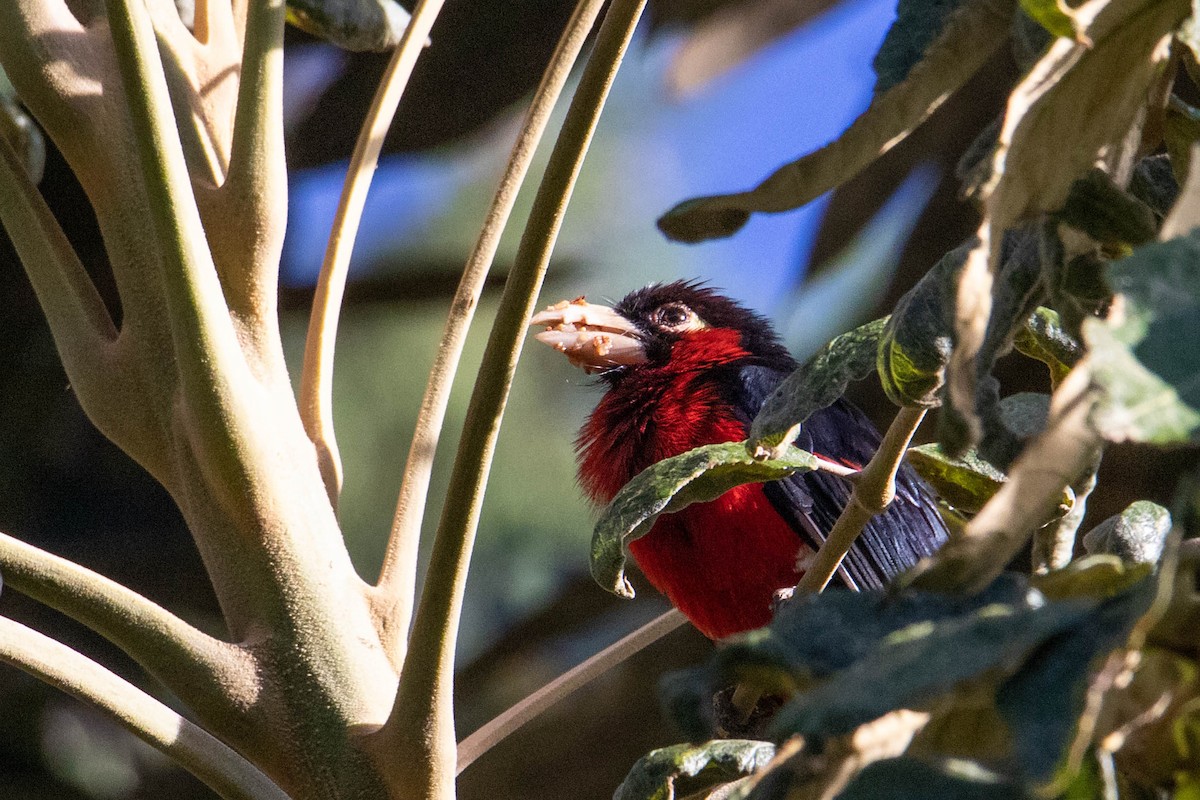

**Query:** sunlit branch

left=0, top=530, right=250, bottom=719
left=796, top=406, right=928, bottom=593
left=373, top=0, right=610, bottom=667
left=0, top=616, right=288, bottom=800
left=376, top=0, right=649, bottom=795
left=456, top=609, right=686, bottom=774
left=299, top=0, right=447, bottom=506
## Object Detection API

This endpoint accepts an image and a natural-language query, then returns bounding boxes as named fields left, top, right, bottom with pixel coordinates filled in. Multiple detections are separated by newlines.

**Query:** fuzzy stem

left=373, top=0, right=610, bottom=666
left=455, top=609, right=685, bottom=774
left=298, top=0, right=446, bottom=506
left=104, top=0, right=262, bottom=491
left=373, top=0, right=648, bottom=794
left=0, top=616, right=289, bottom=800
left=0, top=530, right=251, bottom=719
left=796, top=406, right=927, bottom=592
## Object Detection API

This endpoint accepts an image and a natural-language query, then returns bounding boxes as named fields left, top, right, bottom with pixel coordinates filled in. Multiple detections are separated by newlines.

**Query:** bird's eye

left=652, top=303, right=703, bottom=332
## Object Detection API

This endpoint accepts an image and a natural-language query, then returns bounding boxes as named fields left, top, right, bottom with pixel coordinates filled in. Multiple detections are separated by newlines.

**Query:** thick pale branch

left=374, top=0, right=648, bottom=795
left=907, top=365, right=1101, bottom=593
left=299, top=0, right=447, bottom=505
left=0, top=134, right=177, bottom=473
left=455, top=609, right=686, bottom=774
left=212, top=0, right=288, bottom=338
left=373, top=0, right=610, bottom=665
left=796, top=406, right=928, bottom=593
left=0, top=616, right=289, bottom=800
left=0, top=530, right=253, bottom=719
left=0, top=2, right=97, bottom=141
left=104, top=0, right=268, bottom=492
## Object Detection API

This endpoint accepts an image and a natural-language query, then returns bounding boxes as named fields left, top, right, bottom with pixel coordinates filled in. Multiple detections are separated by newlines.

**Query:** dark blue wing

left=724, top=364, right=948, bottom=591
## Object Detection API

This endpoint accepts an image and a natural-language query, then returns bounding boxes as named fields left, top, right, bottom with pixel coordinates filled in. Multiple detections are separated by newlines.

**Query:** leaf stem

left=796, top=406, right=928, bottom=592
left=374, top=0, right=648, bottom=794
left=373, top=0, right=610, bottom=665
left=299, top=0, right=446, bottom=506
left=455, top=608, right=685, bottom=774
left=0, top=616, right=289, bottom=800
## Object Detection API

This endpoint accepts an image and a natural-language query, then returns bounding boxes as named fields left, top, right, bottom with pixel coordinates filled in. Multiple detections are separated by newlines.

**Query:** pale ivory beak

left=530, top=298, right=648, bottom=373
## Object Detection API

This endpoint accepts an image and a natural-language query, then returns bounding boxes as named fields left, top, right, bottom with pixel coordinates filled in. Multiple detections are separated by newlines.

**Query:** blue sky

left=281, top=0, right=910, bottom=317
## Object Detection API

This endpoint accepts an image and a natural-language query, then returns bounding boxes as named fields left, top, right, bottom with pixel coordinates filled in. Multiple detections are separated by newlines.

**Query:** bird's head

left=530, top=281, right=793, bottom=381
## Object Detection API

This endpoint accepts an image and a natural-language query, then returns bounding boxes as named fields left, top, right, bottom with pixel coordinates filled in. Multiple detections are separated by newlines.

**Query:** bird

left=529, top=281, right=949, bottom=639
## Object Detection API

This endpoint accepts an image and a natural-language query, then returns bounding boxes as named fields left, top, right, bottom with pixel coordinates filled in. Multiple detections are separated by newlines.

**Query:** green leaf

left=655, top=0, right=1015, bottom=242
left=835, top=757, right=1024, bottom=800
left=1057, top=168, right=1158, bottom=250
left=872, top=0, right=973, bottom=93
left=613, top=740, right=775, bottom=800
left=1019, top=0, right=1076, bottom=38
left=906, top=442, right=1006, bottom=514
left=1081, top=501, right=1172, bottom=566
left=748, top=317, right=888, bottom=456
left=1084, top=231, right=1200, bottom=445
left=1013, top=307, right=1082, bottom=385
left=591, top=443, right=819, bottom=599
left=286, top=0, right=416, bottom=51
left=767, top=591, right=1095, bottom=739
left=995, top=578, right=1154, bottom=781
left=878, top=241, right=969, bottom=408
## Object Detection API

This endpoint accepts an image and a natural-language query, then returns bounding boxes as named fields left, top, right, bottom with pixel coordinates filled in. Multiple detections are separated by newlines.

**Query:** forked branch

left=0, top=616, right=288, bottom=800
left=0, top=530, right=251, bottom=720
left=299, top=0, right=447, bottom=505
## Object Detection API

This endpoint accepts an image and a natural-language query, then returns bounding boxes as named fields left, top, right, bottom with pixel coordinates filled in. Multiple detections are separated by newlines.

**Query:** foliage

left=603, top=0, right=1200, bottom=796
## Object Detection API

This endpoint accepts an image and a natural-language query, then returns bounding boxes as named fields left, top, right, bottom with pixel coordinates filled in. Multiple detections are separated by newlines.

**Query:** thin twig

left=455, top=608, right=686, bottom=774
left=298, top=0, right=446, bottom=506
left=375, top=1, right=648, bottom=795
left=0, top=530, right=250, bottom=721
left=373, top=0, right=610, bottom=665
left=0, top=617, right=288, bottom=800
left=796, top=406, right=928, bottom=592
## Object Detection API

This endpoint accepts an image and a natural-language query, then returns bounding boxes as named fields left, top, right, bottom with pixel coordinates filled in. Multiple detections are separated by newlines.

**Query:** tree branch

left=0, top=530, right=253, bottom=721
left=795, top=406, right=928, bottom=592
left=299, top=0, right=447, bottom=506
left=373, top=1, right=649, bottom=796
left=0, top=616, right=289, bottom=800
left=455, top=609, right=685, bottom=774
left=372, top=0, right=610, bottom=667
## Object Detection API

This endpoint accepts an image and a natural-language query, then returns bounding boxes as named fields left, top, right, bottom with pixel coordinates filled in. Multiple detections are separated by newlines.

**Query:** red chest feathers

left=576, top=332, right=807, bottom=639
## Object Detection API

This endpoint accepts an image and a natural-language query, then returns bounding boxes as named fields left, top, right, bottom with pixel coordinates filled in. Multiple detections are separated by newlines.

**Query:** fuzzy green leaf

left=749, top=317, right=888, bottom=455
left=996, top=576, right=1154, bottom=781
left=0, top=72, right=43, bottom=184
left=656, top=0, right=1014, bottom=242
left=1013, top=307, right=1082, bottom=385
left=591, top=443, right=819, bottom=598
left=1057, top=168, right=1158, bottom=249
left=286, top=0, right=415, bottom=51
left=906, top=443, right=1006, bottom=514
left=1081, top=501, right=1172, bottom=565
left=767, top=591, right=1095, bottom=739
left=878, top=242, right=969, bottom=408
left=872, top=0, right=973, bottom=93
left=1084, top=231, right=1200, bottom=444
left=613, top=740, right=775, bottom=800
